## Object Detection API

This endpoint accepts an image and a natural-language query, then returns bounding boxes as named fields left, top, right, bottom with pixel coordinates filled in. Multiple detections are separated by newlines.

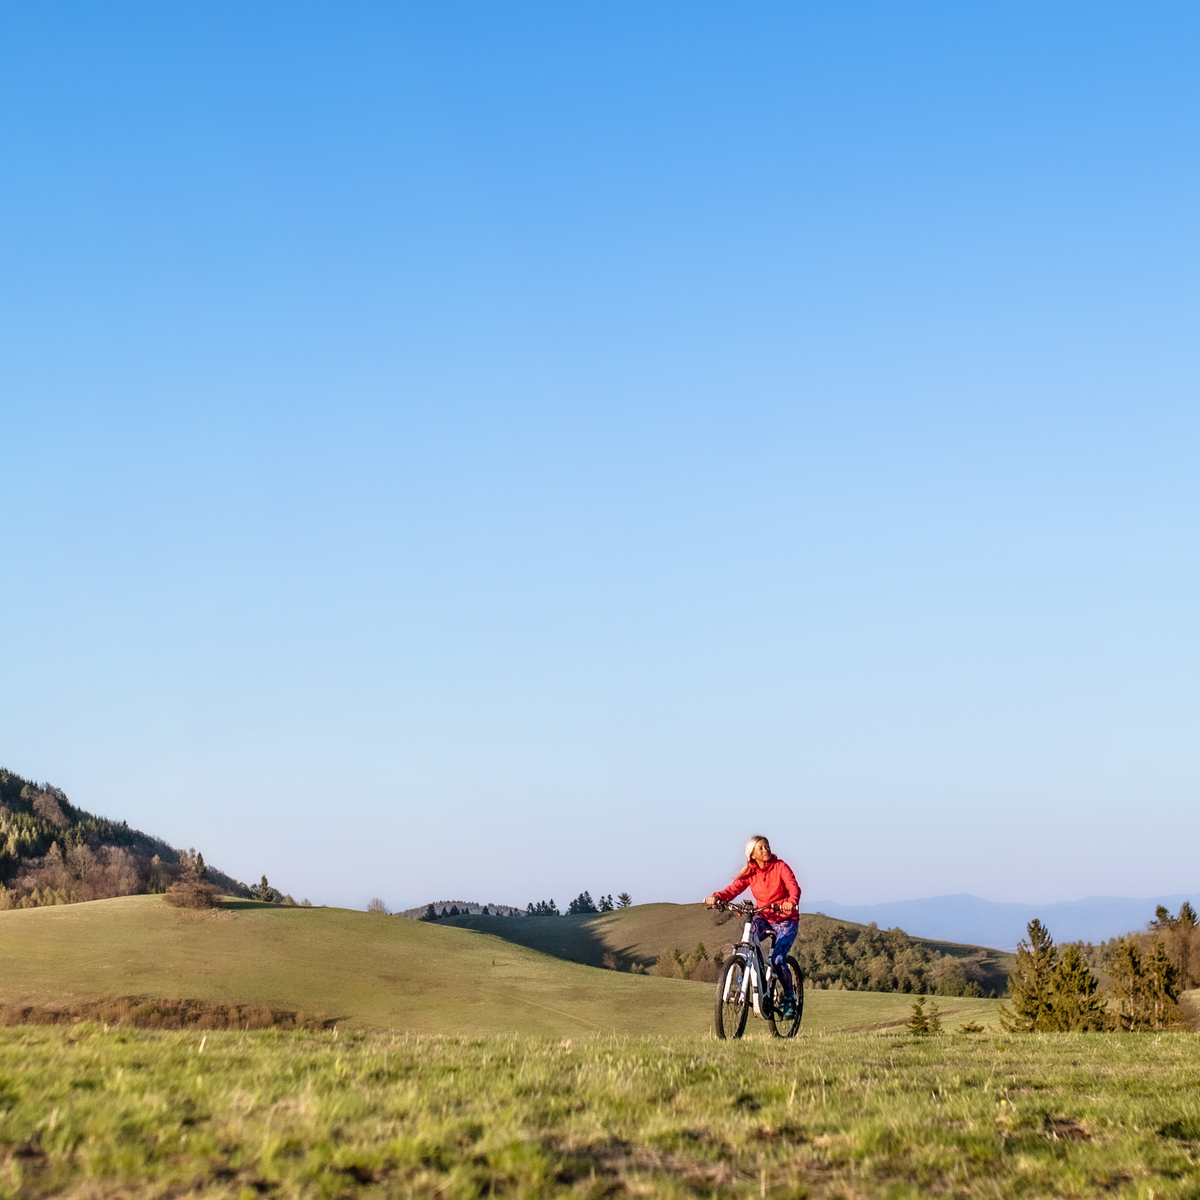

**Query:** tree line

left=788, top=915, right=993, bottom=996
left=419, top=891, right=633, bottom=921
left=1002, top=903, right=1197, bottom=1032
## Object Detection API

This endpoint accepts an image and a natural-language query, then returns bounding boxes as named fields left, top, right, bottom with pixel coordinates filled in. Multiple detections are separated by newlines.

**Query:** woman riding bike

left=705, top=835, right=801, bottom=1019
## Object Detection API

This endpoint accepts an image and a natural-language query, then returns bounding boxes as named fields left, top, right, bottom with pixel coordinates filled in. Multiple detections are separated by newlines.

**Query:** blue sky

left=2, top=3, right=1197, bottom=910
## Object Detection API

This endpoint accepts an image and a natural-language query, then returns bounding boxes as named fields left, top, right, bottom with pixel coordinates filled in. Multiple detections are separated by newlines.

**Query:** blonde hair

left=745, top=835, right=771, bottom=862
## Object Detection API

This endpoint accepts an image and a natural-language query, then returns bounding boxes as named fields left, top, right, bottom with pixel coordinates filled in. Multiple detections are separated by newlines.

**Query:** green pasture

left=0, top=896, right=1000, bottom=1036
left=2, top=1025, right=1199, bottom=1198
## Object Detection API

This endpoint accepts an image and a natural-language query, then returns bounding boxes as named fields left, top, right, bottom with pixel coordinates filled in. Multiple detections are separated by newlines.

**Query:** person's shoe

left=778, top=995, right=798, bottom=1019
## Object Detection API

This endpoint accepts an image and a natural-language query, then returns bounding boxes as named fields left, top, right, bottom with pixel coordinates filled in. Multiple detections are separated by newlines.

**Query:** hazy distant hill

left=806, top=892, right=1200, bottom=949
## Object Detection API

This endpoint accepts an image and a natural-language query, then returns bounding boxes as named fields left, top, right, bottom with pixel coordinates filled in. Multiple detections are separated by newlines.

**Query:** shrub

left=163, top=879, right=219, bottom=909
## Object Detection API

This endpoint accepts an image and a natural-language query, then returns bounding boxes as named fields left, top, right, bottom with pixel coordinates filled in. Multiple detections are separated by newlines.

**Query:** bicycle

left=711, top=900, right=804, bottom=1039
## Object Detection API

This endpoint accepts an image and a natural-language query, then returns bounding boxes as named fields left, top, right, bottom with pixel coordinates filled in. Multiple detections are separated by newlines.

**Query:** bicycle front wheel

left=766, top=956, right=804, bottom=1038
left=714, top=955, right=750, bottom=1040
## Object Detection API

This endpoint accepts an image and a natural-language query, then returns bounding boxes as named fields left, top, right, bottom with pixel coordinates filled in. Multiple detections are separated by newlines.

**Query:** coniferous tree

left=1000, top=919, right=1058, bottom=1032
left=1104, top=936, right=1182, bottom=1030
left=421, top=903, right=438, bottom=921
left=598, top=894, right=614, bottom=913
left=1049, top=943, right=1108, bottom=1031
left=1107, top=937, right=1147, bottom=1030
left=617, top=892, right=632, bottom=909
left=1143, top=940, right=1183, bottom=1030
left=907, top=996, right=929, bottom=1034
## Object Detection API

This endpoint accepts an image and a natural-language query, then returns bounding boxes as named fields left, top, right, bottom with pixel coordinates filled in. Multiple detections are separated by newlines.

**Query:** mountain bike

left=712, top=900, right=804, bottom=1039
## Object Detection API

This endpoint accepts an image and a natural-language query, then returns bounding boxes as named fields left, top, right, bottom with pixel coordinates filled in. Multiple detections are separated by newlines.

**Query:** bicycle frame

left=719, top=903, right=780, bottom=1018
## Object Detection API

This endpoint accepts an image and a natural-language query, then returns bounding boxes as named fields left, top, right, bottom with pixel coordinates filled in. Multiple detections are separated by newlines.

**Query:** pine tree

left=907, top=996, right=929, bottom=1034
left=617, top=892, right=632, bottom=909
left=1143, top=940, right=1182, bottom=1030
left=926, top=999, right=942, bottom=1033
left=598, top=894, right=614, bottom=913
left=999, top=919, right=1058, bottom=1032
left=1049, top=943, right=1108, bottom=1031
left=1107, top=937, right=1147, bottom=1030
left=421, top=903, right=438, bottom=921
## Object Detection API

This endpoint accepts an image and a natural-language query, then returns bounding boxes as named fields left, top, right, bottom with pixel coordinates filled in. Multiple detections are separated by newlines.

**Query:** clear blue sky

left=2, top=3, right=1197, bottom=911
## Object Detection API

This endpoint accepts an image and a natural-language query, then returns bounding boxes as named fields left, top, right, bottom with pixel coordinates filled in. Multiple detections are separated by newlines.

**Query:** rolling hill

left=0, top=895, right=1002, bottom=1036
left=440, top=901, right=1014, bottom=995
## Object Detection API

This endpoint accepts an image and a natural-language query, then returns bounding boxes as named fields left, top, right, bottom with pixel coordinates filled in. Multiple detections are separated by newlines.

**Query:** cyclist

left=705, top=835, right=801, bottom=1017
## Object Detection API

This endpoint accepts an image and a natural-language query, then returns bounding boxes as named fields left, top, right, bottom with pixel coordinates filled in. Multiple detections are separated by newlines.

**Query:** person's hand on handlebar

left=704, top=894, right=718, bottom=908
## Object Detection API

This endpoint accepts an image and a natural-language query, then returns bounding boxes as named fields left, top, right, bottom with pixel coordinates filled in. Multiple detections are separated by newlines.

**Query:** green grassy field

left=445, top=902, right=1013, bottom=991
left=0, top=897, right=1002, bottom=1038
left=2, top=1025, right=1199, bottom=1198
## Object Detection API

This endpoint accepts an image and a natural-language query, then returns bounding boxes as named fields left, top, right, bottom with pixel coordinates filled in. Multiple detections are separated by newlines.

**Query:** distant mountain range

left=805, top=892, right=1200, bottom=950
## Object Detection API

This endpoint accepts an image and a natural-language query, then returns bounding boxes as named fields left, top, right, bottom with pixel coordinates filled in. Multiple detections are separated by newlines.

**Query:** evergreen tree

left=999, top=919, right=1058, bottom=1032
left=926, top=999, right=942, bottom=1033
left=449, top=904, right=460, bottom=916
left=421, top=903, right=437, bottom=921
left=907, top=996, right=929, bottom=1034
left=1104, top=936, right=1182, bottom=1030
left=598, top=894, right=614, bottom=913
left=1049, top=943, right=1108, bottom=1031
left=251, top=875, right=281, bottom=903
left=567, top=891, right=597, bottom=915
left=617, top=892, right=632, bottom=909
left=1107, top=937, right=1146, bottom=1030
left=481, top=906, right=489, bottom=915
left=1143, top=940, right=1182, bottom=1030
left=195, top=852, right=207, bottom=881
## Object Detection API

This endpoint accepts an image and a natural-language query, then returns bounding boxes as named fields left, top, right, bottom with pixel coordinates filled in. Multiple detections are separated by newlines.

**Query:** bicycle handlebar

left=710, top=899, right=798, bottom=918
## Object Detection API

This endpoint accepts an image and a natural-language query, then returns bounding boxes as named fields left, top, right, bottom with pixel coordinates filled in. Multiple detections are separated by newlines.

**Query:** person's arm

left=778, top=861, right=800, bottom=916
left=706, top=868, right=751, bottom=907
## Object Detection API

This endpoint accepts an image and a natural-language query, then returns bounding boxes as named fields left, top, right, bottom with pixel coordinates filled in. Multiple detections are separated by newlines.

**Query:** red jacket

left=713, top=856, right=800, bottom=923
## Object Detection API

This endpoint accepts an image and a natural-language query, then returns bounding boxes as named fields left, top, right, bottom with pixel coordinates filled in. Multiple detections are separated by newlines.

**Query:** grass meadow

left=2, top=1024, right=1199, bottom=1199
left=2, top=898, right=1196, bottom=1196
left=0, top=898, right=1001, bottom=1038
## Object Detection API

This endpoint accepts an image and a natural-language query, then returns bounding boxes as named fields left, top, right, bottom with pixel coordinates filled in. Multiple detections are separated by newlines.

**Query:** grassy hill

left=441, top=901, right=1014, bottom=993
left=0, top=895, right=1002, bottom=1036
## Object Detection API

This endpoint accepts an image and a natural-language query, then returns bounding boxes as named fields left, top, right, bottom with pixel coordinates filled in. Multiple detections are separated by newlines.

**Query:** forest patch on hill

left=0, top=768, right=250, bottom=908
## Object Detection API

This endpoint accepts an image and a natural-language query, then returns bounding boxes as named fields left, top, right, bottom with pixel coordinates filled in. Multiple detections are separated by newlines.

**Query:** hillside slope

left=0, top=768, right=248, bottom=900
left=0, top=896, right=1001, bottom=1036
left=443, top=902, right=1013, bottom=994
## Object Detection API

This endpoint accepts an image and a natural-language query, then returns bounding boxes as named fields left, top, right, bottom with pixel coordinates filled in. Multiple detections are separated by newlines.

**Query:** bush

left=163, top=879, right=219, bottom=909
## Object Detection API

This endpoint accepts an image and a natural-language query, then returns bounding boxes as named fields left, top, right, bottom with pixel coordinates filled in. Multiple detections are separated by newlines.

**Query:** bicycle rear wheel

left=766, top=956, right=804, bottom=1038
left=714, top=955, right=750, bottom=1040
